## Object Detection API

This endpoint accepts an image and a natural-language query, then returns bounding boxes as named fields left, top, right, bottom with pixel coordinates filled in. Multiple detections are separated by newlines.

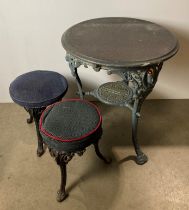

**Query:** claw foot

left=56, top=191, right=68, bottom=202
left=37, top=148, right=44, bottom=157
left=136, top=153, right=148, bottom=165
left=27, top=117, right=33, bottom=124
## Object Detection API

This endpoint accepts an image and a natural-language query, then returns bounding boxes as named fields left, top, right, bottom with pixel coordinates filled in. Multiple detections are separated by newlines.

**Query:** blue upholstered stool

left=9, top=70, right=68, bottom=156
left=39, top=99, right=110, bottom=202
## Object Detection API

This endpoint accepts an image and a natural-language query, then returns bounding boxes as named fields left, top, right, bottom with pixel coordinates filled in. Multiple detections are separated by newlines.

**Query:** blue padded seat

left=39, top=99, right=102, bottom=152
left=9, top=70, right=68, bottom=108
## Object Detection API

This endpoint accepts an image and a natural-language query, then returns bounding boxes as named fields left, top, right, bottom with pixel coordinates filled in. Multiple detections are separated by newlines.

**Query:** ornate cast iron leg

left=116, top=63, right=163, bottom=164
left=132, top=99, right=148, bottom=165
left=24, top=107, right=34, bottom=124
left=57, top=162, right=67, bottom=202
left=129, top=64, right=162, bottom=164
left=94, top=142, right=111, bottom=164
left=66, top=55, right=84, bottom=99
left=32, top=108, right=45, bottom=157
left=74, top=68, right=84, bottom=99
left=48, top=148, right=83, bottom=202
left=27, top=109, right=33, bottom=124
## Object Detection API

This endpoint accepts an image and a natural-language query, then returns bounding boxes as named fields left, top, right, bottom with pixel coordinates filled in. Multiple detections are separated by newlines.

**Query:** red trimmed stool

left=39, top=99, right=110, bottom=202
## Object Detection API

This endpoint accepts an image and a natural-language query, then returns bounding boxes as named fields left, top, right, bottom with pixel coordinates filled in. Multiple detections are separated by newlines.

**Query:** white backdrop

left=0, top=0, right=189, bottom=102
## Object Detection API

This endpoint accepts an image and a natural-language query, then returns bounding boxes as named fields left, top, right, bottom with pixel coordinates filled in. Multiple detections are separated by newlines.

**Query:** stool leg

left=94, top=142, right=111, bottom=164
left=32, top=108, right=44, bottom=157
left=24, top=107, right=33, bottom=124
left=49, top=149, right=74, bottom=202
left=57, top=162, right=68, bottom=202
left=27, top=109, right=33, bottom=124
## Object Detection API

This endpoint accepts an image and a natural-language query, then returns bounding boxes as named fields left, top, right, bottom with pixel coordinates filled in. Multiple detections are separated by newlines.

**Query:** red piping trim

left=39, top=99, right=102, bottom=142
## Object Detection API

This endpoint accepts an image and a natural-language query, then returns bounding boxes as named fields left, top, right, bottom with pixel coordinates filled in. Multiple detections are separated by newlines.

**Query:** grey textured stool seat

left=9, top=70, right=68, bottom=156
left=39, top=99, right=110, bottom=202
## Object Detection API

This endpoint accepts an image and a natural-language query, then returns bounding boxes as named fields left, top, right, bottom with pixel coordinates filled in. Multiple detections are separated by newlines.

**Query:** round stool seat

left=39, top=99, right=102, bottom=152
left=9, top=70, right=68, bottom=108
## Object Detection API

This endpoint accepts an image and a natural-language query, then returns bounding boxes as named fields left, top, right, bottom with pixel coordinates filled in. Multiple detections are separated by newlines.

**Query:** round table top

left=62, top=17, right=179, bottom=68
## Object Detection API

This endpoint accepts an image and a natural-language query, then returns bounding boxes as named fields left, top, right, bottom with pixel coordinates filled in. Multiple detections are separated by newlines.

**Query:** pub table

left=61, top=17, right=179, bottom=165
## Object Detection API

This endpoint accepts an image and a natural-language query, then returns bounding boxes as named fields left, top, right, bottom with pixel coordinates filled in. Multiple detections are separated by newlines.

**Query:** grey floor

left=0, top=100, right=189, bottom=210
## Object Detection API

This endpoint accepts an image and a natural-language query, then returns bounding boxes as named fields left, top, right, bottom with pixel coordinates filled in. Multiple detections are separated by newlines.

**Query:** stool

left=39, top=99, right=110, bottom=202
left=9, top=70, right=68, bottom=156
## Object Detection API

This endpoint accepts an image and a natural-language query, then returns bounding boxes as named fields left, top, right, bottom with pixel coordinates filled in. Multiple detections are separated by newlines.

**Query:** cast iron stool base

left=48, top=141, right=111, bottom=202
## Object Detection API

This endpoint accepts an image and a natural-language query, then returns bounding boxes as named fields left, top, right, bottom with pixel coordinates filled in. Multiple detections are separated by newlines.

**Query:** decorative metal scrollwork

left=48, top=147, right=86, bottom=165
left=66, top=53, right=163, bottom=113
left=117, top=63, right=163, bottom=101
left=66, top=54, right=101, bottom=73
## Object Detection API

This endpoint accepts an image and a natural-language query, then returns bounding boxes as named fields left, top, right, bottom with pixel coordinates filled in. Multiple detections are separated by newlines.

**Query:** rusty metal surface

left=62, top=17, right=179, bottom=68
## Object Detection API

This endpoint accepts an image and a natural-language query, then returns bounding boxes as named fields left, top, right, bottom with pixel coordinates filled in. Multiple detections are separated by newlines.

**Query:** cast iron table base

left=66, top=56, right=163, bottom=165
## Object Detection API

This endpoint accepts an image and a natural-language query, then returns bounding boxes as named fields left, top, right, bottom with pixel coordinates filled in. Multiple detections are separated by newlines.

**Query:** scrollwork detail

left=119, top=63, right=163, bottom=101
left=48, top=147, right=86, bottom=165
